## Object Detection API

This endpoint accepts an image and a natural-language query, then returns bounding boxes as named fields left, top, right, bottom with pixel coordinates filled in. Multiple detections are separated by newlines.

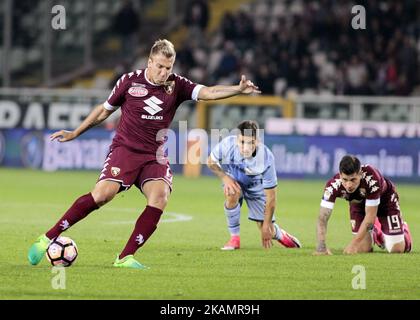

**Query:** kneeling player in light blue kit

left=207, top=120, right=301, bottom=250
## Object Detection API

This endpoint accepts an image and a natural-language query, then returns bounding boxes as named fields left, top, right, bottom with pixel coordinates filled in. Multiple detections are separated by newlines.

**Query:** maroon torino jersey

left=104, top=69, right=203, bottom=154
left=320, top=165, right=393, bottom=211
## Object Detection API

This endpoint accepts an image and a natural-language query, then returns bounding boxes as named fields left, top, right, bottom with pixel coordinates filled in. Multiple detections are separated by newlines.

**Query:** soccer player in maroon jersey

left=28, top=39, right=261, bottom=269
left=315, top=155, right=412, bottom=255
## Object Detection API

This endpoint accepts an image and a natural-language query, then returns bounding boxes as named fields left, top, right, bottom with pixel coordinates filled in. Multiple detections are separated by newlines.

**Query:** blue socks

left=224, top=203, right=240, bottom=235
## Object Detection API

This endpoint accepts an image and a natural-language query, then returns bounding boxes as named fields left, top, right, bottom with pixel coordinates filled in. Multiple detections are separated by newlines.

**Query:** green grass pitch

left=0, top=168, right=419, bottom=299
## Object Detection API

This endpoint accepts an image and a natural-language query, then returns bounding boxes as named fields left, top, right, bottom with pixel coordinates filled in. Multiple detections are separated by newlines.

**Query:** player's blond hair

left=149, top=39, right=176, bottom=59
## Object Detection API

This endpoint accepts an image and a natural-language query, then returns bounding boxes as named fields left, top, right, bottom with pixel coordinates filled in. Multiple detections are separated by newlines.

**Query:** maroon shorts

left=350, top=181, right=404, bottom=236
left=97, top=146, right=173, bottom=193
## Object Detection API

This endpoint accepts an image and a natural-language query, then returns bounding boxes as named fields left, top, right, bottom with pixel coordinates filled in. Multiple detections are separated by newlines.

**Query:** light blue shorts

left=222, top=181, right=276, bottom=222
left=231, top=187, right=275, bottom=222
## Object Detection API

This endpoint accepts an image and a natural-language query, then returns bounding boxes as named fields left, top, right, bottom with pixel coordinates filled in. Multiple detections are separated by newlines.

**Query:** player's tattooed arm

left=50, top=104, right=114, bottom=142
left=198, top=75, right=261, bottom=100
left=315, top=207, right=333, bottom=254
left=366, top=223, right=374, bottom=232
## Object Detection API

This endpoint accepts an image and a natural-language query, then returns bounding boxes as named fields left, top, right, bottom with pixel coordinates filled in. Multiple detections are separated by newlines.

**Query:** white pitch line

left=0, top=202, right=193, bottom=224
left=105, top=212, right=193, bottom=225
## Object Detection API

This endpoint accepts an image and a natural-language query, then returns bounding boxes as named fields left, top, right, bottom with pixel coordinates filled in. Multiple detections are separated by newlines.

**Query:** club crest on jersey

left=359, top=188, right=366, bottom=197
left=323, top=190, right=331, bottom=200
left=164, top=81, right=175, bottom=95
left=111, top=167, right=120, bottom=177
left=128, top=87, right=148, bottom=97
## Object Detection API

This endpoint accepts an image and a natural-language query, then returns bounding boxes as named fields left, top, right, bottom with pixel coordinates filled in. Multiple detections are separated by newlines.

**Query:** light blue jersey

left=210, top=135, right=277, bottom=221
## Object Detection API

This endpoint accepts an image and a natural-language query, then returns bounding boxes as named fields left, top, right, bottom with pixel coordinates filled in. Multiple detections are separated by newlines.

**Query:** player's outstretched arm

left=198, top=75, right=261, bottom=101
left=50, top=104, right=114, bottom=142
left=313, top=206, right=333, bottom=256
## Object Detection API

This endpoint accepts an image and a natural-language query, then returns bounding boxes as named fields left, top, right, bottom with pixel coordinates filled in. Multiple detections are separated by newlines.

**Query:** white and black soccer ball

left=46, top=236, right=78, bottom=267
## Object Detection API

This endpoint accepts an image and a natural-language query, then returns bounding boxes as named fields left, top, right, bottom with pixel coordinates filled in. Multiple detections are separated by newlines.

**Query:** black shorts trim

left=264, top=185, right=277, bottom=190
left=248, top=217, right=276, bottom=223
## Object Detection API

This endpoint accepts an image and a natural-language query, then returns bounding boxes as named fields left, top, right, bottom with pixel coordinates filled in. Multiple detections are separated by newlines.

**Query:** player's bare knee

left=91, top=191, right=115, bottom=207
left=148, top=191, right=169, bottom=210
left=225, top=194, right=240, bottom=208
left=91, top=182, right=119, bottom=207
left=387, top=242, right=405, bottom=254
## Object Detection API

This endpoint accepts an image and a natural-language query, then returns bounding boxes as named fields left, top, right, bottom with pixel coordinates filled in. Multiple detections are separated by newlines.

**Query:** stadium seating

left=177, top=0, right=420, bottom=97
left=9, top=0, right=125, bottom=85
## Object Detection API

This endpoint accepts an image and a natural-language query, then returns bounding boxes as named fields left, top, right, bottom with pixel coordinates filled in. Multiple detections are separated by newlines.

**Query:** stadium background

left=1, top=0, right=420, bottom=300
left=1, top=0, right=420, bottom=181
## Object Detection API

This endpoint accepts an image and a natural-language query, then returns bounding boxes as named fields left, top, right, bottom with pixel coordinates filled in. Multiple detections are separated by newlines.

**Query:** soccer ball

left=46, top=236, right=78, bottom=267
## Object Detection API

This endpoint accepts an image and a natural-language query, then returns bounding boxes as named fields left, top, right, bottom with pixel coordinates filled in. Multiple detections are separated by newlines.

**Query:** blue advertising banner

left=1, top=129, right=420, bottom=183
left=0, top=128, right=185, bottom=173
left=0, top=129, right=114, bottom=170
left=263, top=135, right=420, bottom=183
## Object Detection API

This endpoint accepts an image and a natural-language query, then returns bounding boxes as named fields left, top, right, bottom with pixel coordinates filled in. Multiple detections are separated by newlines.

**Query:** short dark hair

left=339, top=155, right=361, bottom=175
left=237, top=120, right=259, bottom=139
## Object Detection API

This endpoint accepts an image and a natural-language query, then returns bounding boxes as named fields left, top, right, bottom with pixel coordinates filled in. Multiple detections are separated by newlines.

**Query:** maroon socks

left=46, top=193, right=99, bottom=239
left=45, top=194, right=163, bottom=259
left=119, top=205, right=163, bottom=259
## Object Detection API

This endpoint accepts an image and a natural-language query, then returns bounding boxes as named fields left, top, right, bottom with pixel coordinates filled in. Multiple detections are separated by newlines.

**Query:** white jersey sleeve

left=210, top=136, right=235, bottom=164
left=262, top=149, right=277, bottom=189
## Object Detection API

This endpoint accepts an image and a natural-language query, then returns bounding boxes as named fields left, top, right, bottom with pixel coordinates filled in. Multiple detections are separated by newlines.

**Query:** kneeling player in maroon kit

left=315, top=155, right=412, bottom=255
left=28, top=39, right=261, bottom=269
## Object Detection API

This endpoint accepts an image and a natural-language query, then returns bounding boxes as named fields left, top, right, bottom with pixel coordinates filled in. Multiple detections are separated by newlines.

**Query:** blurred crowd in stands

left=175, top=0, right=420, bottom=97
left=116, top=0, right=420, bottom=97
